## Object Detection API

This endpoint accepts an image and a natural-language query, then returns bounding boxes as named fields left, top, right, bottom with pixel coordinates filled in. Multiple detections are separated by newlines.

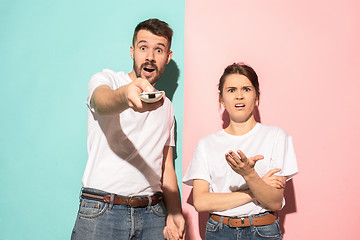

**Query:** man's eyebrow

left=157, top=43, right=166, bottom=48
left=137, top=40, right=148, bottom=46
left=136, top=40, right=166, bottom=48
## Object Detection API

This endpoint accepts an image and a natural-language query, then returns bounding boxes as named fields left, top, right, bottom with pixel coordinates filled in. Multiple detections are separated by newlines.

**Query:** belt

left=81, top=191, right=163, bottom=208
left=210, top=212, right=277, bottom=227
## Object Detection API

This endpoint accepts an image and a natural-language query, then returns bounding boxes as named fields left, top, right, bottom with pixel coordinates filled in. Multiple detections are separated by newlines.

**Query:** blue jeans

left=205, top=212, right=282, bottom=240
left=71, top=188, right=166, bottom=240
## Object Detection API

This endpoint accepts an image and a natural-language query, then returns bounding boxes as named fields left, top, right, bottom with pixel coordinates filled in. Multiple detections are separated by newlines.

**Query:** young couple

left=72, top=18, right=297, bottom=240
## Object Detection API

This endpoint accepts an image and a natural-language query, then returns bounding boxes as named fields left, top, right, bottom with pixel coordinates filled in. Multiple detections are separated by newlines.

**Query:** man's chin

left=142, top=75, right=159, bottom=84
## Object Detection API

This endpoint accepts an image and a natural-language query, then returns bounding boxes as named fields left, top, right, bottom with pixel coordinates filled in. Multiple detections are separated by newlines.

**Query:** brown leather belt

left=210, top=212, right=277, bottom=227
left=81, top=192, right=163, bottom=208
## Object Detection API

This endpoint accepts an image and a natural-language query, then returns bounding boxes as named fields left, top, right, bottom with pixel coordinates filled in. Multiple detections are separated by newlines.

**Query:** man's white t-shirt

left=82, top=69, right=175, bottom=196
left=183, top=123, right=298, bottom=217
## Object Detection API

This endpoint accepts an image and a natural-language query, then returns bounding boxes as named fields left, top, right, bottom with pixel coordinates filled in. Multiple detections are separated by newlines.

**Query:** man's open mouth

left=142, top=62, right=157, bottom=74
left=144, top=66, right=155, bottom=73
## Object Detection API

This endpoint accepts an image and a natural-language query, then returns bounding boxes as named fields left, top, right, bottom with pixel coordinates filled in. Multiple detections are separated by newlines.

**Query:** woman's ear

left=219, top=95, right=225, bottom=107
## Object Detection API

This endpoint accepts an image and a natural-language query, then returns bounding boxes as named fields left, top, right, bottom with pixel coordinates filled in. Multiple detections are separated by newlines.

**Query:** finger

left=272, top=175, right=286, bottom=187
left=225, top=153, right=236, bottom=168
left=248, top=155, right=264, bottom=163
left=228, top=150, right=242, bottom=163
left=274, top=179, right=284, bottom=189
left=134, top=78, right=155, bottom=92
left=178, top=220, right=186, bottom=239
left=266, top=180, right=282, bottom=189
left=276, top=179, right=286, bottom=188
left=163, top=227, right=168, bottom=239
left=225, top=152, right=240, bottom=167
left=135, top=96, right=164, bottom=112
left=165, top=227, right=176, bottom=240
left=236, top=150, right=247, bottom=162
left=279, top=178, right=286, bottom=188
left=264, top=168, right=281, bottom=178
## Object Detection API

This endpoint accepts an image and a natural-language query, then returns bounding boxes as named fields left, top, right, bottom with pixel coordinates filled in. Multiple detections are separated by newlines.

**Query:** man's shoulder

left=99, top=69, right=129, bottom=80
left=89, top=69, right=131, bottom=87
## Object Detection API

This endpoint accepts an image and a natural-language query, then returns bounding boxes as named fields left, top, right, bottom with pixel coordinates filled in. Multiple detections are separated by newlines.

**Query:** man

left=71, top=19, right=185, bottom=240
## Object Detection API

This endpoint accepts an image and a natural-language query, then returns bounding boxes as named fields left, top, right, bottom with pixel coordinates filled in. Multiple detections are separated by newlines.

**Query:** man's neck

left=128, top=70, right=137, bottom=81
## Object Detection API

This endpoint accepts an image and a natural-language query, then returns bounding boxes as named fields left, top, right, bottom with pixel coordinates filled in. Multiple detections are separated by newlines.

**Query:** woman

left=183, top=63, right=298, bottom=239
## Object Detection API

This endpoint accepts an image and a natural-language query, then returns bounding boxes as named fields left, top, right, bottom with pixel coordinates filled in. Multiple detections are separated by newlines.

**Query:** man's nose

left=146, top=50, right=155, bottom=62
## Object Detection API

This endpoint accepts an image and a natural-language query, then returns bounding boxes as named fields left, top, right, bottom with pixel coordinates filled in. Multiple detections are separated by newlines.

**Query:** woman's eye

left=243, top=87, right=251, bottom=92
left=228, top=89, right=235, bottom=93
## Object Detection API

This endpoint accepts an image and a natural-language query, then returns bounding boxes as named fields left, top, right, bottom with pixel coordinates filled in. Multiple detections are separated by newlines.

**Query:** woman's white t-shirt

left=183, top=123, right=298, bottom=217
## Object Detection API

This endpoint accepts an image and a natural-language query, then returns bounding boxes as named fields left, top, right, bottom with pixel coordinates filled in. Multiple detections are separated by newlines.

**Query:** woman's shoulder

left=257, top=123, right=291, bottom=137
left=196, top=130, right=227, bottom=145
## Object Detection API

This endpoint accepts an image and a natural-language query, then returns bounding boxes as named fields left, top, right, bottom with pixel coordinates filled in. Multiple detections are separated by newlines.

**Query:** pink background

left=182, top=0, right=360, bottom=239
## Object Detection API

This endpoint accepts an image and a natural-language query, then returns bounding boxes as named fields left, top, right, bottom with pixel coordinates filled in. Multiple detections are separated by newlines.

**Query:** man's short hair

left=132, top=18, right=173, bottom=50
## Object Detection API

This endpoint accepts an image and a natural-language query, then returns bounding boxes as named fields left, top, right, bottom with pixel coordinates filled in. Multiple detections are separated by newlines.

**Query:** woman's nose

left=235, top=90, right=244, bottom=99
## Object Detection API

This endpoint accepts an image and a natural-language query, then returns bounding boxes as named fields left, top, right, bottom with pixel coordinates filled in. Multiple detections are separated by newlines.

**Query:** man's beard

left=134, top=61, right=159, bottom=84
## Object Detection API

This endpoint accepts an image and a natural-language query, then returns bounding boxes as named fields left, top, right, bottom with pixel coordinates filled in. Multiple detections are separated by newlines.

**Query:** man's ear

left=166, top=50, right=173, bottom=64
left=130, top=45, right=134, bottom=60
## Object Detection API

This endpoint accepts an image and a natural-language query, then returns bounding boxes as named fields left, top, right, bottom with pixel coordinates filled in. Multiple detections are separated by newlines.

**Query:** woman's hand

left=225, top=150, right=285, bottom=211
left=225, top=150, right=264, bottom=177
left=262, top=169, right=286, bottom=189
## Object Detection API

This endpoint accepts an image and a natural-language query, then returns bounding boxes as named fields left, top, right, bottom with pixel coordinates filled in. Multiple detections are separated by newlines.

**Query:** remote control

left=139, top=91, right=164, bottom=103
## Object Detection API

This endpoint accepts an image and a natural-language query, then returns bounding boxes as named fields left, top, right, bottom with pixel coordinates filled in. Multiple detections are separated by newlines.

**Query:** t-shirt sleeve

left=86, top=70, right=118, bottom=112
left=182, top=141, right=211, bottom=187
left=270, top=129, right=298, bottom=181
left=165, top=102, right=175, bottom=147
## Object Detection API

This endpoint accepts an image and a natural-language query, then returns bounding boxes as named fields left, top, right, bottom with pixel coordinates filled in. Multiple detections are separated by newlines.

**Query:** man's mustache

left=141, top=61, right=158, bottom=71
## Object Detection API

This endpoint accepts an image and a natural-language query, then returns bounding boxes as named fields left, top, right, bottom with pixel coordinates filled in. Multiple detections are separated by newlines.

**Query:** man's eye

left=156, top=49, right=163, bottom=53
left=140, top=47, right=146, bottom=51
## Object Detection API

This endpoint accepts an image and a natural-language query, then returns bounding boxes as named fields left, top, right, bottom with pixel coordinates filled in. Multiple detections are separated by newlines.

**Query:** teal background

left=0, top=1, right=184, bottom=239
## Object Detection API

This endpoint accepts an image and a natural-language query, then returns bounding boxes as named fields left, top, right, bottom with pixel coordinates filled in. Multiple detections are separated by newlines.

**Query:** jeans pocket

left=254, top=221, right=282, bottom=239
left=206, top=218, right=221, bottom=232
left=150, top=201, right=166, bottom=217
left=78, top=198, right=108, bottom=219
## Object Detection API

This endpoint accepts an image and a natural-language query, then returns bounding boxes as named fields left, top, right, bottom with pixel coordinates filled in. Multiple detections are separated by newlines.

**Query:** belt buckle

left=128, top=197, right=141, bottom=207
left=128, top=197, right=138, bottom=207
left=240, top=217, right=245, bottom=227
left=229, top=217, right=245, bottom=227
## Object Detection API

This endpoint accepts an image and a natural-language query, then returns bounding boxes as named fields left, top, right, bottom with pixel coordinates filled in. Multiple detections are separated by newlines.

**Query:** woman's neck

left=224, top=116, right=257, bottom=136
